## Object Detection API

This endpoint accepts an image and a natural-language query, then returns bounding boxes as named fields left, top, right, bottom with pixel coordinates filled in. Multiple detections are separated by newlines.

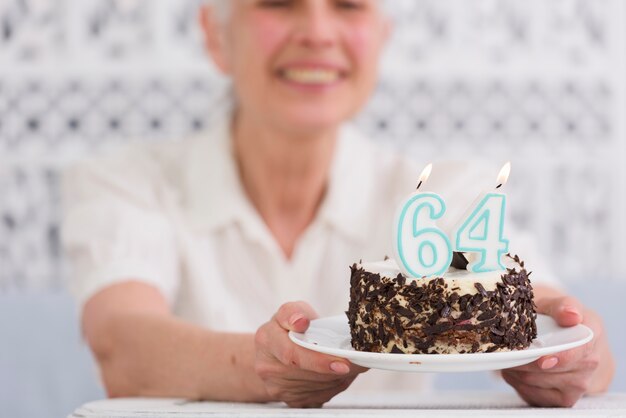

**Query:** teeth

left=283, top=69, right=340, bottom=84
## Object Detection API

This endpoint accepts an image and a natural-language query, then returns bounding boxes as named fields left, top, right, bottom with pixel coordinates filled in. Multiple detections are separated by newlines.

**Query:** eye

left=335, top=0, right=367, bottom=10
left=257, top=0, right=292, bottom=8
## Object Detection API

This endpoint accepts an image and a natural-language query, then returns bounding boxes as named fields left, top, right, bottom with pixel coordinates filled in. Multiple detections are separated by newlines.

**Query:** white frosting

left=359, top=259, right=403, bottom=281
left=358, top=257, right=511, bottom=294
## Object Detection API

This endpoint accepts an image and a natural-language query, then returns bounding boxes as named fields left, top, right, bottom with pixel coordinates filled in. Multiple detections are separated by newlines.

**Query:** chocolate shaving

left=450, top=251, right=469, bottom=270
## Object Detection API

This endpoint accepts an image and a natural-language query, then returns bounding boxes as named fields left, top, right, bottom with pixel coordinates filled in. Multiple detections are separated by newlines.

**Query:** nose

left=294, top=3, right=337, bottom=49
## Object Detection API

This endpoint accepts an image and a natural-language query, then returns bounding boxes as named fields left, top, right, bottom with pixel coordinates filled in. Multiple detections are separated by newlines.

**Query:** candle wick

left=496, top=183, right=503, bottom=189
left=416, top=180, right=423, bottom=190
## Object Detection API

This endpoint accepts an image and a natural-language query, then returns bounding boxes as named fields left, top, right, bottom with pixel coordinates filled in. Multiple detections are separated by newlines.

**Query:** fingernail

left=289, top=313, right=304, bottom=327
left=562, top=306, right=582, bottom=321
left=541, top=357, right=559, bottom=370
left=330, top=362, right=350, bottom=374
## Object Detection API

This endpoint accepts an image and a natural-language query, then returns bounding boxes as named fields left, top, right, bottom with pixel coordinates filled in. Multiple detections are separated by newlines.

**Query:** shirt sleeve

left=61, top=148, right=180, bottom=312
left=505, top=227, right=564, bottom=290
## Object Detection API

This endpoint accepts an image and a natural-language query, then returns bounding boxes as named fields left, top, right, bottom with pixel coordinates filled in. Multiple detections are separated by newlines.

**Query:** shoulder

left=61, top=133, right=209, bottom=210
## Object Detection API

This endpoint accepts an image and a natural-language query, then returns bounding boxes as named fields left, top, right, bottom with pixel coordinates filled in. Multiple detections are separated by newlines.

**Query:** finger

left=534, top=296, right=584, bottom=327
left=264, top=376, right=350, bottom=408
left=277, top=375, right=350, bottom=388
left=503, top=373, right=582, bottom=407
left=581, top=308, right=604, bottom=341
left=276, top=373, right=357, bottom=395
left=269, top=376, right=348, bottom=394
left=273, top=301, right=319, bottom=333
left=503, top=369, right=554, bottom=390
left=256, top=348, right=348, bottom=383
left=267, top=320, right=364, bottom=376
left=509, top=341, right=595, bottom=373
left=504, top=369, right=594, bottom=392
left=284, top=378, right=354, bottom=408
left=263, top=356, right=358, bottom=383
left=542, top=341, right=596, bottom=372
left=292, top=345, right=367, bottom=376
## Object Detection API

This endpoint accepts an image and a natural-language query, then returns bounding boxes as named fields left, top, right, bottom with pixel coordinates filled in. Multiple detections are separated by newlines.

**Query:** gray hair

left=206, top=0, right=391, bottom=24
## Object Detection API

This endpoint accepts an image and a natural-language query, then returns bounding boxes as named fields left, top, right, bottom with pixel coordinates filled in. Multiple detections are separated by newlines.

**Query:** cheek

left=244, top=14, right=290, bottom=67
left=344, top=22, right=385, bottom=77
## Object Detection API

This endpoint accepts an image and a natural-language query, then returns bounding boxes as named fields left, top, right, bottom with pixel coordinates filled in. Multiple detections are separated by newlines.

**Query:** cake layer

left=347, top=255, right=537, bottom=354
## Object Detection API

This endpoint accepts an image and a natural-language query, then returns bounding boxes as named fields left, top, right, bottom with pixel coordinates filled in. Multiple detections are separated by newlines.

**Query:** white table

left=69, top=391, right=626, bottom=418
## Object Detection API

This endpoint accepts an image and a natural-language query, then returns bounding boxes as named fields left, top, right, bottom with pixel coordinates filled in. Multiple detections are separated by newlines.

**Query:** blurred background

left=0, top=0, right=624, bottom=417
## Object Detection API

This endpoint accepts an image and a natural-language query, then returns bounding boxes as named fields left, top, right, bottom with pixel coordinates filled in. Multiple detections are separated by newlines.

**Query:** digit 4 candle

left=450, top=162, right=511, bottom=273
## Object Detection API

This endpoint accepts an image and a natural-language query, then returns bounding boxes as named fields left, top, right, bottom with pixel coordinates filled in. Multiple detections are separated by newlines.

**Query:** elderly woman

left=62, top=0, right=614, bottom=409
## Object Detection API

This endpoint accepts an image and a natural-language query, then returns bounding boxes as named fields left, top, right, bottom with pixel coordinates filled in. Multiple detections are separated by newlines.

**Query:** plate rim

left=288, top=313, right=593, bottom=363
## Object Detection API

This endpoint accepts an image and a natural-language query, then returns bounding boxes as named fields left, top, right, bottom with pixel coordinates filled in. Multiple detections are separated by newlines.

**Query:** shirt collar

left=316, top=125, right=376, bottom=243
left=183, top=114, right=249, bottom=232
left=183, top=114, right=375, bottom=244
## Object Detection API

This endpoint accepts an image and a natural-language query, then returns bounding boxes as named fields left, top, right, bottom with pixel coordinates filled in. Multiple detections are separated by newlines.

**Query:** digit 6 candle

left=393, top=164, right=453, bottom=278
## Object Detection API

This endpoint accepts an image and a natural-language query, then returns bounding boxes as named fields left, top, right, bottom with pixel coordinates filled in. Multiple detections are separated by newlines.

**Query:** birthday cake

left=346, top=254, right=537, bottom=354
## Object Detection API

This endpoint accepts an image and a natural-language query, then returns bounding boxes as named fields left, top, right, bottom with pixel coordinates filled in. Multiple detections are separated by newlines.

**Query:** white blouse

left=61, top=114, right=558, bottom=393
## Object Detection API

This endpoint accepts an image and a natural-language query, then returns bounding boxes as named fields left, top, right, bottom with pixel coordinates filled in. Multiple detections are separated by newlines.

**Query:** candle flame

left=496, top=162, right=511, bottom=188
left=416, top=163, right=433, bottom=190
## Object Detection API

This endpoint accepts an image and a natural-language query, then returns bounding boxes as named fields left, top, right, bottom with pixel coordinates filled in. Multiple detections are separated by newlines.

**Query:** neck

left=232, top=111, right=338, bottom=259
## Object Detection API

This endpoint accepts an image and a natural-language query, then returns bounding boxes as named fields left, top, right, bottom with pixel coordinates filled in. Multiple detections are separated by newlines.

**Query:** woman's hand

left=254, top=301, right=367, bottom=408
left=501, top=293, right=614, bottom=407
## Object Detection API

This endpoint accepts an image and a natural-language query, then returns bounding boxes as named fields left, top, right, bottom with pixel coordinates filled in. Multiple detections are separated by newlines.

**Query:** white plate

left=288, top=314, right=593, bottom=373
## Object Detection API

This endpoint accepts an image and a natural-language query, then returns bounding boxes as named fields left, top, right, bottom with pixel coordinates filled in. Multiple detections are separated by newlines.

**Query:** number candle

left=393, top=164, right=453, bottom=278
left=450, top=162, right=511, bottom=273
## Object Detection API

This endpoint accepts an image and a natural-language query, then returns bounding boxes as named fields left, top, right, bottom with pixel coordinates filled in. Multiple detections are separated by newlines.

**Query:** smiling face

left=200, top=0, right=390, bottom=136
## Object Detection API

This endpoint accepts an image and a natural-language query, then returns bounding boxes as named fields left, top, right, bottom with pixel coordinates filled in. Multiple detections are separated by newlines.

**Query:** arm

left=501, top=284, right=615, bottom=407
left=83, top=281, right=270, bottom=402
left=84, top=283, right=365, bottom=406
